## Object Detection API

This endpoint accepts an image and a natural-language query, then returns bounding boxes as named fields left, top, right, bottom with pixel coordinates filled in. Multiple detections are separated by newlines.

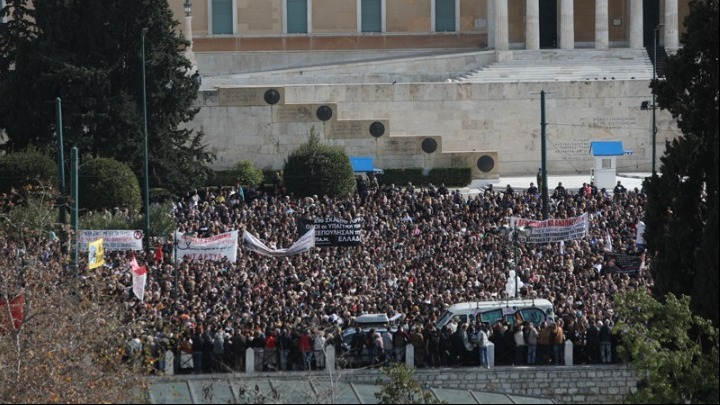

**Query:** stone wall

left=196, top=49, right=485, bottom=77
left=190, top=77, right=680, bottom=178
left=216, top=365, right=637, bottom=404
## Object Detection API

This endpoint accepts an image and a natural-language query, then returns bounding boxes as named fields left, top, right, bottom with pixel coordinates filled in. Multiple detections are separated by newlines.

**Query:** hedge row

left=205, top=170, right=239, bottom=187
left=377, top=167, right=471, bottom=187
left=428, top=167, right=472, bottom=187
left=209, top=167, right=472, bottom=189
left=205, top=170, right=274, bottom=187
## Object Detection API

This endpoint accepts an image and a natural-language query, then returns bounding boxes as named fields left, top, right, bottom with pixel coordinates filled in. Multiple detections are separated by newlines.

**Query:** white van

left=435, top=299, right=555, bottom=329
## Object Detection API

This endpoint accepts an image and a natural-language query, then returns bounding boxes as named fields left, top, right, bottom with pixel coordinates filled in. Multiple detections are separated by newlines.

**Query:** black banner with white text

left=299, top=217, right=363, bottom=246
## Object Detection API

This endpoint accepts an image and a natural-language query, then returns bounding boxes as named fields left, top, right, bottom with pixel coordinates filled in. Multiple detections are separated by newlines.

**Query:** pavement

left=460, top=172, right=650, bottom=198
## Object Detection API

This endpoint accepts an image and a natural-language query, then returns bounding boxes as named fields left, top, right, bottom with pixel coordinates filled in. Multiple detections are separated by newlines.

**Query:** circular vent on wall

left=316, top=106, right=333, bottom=121
left=477, top=155, right=495, bottom=173
left=369, top=122, right=385, bottom=138
left=264, top=89, right=280, bottom=105
left=421, top=138, right=437, bottom=154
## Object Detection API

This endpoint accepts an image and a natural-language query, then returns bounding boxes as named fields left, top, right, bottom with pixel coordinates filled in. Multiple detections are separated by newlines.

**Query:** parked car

left=336, top=313, right=404, bottom=368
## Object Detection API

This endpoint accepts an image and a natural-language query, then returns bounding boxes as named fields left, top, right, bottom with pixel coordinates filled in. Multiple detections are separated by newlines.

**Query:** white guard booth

left=590, top=141, right=634, bottom=192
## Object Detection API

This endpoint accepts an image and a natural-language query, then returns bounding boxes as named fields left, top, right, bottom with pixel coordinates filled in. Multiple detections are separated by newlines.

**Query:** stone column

left=164, top=350, right=175, bottom=375
left=405, top=344, right=415, bottom=368
left=564, top=340, right=574, bottom=365
left=487, top=341, right=495, bottom=368
left=245, top=347, right=255, bottom=374
left=494, top=0, right=509, bottom=51
left=559, top=0, right=574, bottom=49
left=487, top=0, right=495, bottom=48
left=595, top=0, right=609, bottom=49
left=664, top=0, right=679, bottom=51
left=629, top=0, right=644, bottom=49
left=326, top=345, right=336, bottom=373
left=525, top=0, right=540, bottom=50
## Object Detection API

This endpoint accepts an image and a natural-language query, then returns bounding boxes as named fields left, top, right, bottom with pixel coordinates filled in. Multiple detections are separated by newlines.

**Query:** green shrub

left=79, top=158, right=141, bottom=212
left=428, top=168, right=472, bottom=187
left=135, top=201, right=176, bottom=238
left=0, top=149, right=58, bottom=193
left=150, top=188, right=177, bottom=204
left=263, top=170, right=278, bottom=185
left=205, top=170, right=236, bottom=187
left=233, top=160, right=264, bottom=187
left=377, top=168, right=425, bottom=187
left=283, top=129, right=355, bottom=197
left=80, top=211, right=134, bottom=230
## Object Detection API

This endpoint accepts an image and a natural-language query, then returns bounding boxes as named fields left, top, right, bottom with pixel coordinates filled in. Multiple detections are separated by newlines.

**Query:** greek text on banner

left=79, top=230, right=144, bottom=252
left=173, top=230, right=239, bottom=263
left=299, top=217, right=363, bottom=246
left=508, top=213, right=589, bottom=244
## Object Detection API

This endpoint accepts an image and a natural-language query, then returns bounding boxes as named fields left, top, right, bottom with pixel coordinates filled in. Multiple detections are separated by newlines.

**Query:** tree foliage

left=79, top=158, right=141, bottom=212
left=0, top=148, right=57, bottom=193
left=0, top=187, right=146, bottom=403
left=614, top=290, right=719, bottom=404
left=283, top=128, right=355, bottom=197
left=79, top=201, right=176, bottom=240
left=644, top=0, right=719, bottom=325
left=0, top=0, right=214, bottom=194
left=232, top=160, right=265, bottom=187
left=374, top=363, right=444, bottom=404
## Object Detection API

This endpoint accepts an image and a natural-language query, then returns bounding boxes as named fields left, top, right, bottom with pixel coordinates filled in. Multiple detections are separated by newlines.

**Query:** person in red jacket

left=154, top=242, right=164, bottom=264
left=299, top=329, right=314, bottom=370
left=264, top=328, right=277, bottom=371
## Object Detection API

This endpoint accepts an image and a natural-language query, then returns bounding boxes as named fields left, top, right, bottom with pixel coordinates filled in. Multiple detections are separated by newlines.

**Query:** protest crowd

left=2, top=177, right=650, bottom=373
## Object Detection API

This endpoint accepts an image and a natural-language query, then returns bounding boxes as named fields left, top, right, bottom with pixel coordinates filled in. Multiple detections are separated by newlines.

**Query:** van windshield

left=436, top=311, right=453, bottom=330
left=436, top=300, right=554, bottom=329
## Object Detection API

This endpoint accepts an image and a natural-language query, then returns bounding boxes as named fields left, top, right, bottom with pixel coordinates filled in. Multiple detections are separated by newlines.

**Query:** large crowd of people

left=2, top=176, right=651, bottom=373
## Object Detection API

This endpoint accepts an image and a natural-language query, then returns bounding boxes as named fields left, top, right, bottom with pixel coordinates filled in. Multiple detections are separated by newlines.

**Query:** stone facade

left=170, top=0, right=690, bottom=52
left=190, top=70, right=680, bottom=178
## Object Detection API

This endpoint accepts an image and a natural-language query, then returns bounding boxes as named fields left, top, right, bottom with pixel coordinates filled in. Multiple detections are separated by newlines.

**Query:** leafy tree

left=375, top=363, right=444, bottom=404
left=283, top=128, right=355, bottom=197
left=0, top=0, right=36, bottom=79
left=614, top=290, right=719, bottom=404
left=79, top=158, right=141, bottom=212
left=644, top=0, right=719, bottom=325
left=232, top=160, right=265, bottom=187
left=0, top=186, right=146, bottom=403
left=0, top=0, right=214, bottom=193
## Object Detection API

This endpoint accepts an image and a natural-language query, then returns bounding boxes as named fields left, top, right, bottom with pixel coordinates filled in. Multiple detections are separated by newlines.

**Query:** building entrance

left=539, top=0, right=558, bottom=49
left=643, top=0, right=661, bottom=47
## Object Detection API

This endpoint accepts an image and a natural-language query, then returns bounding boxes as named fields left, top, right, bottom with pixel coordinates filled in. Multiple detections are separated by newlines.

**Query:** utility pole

left=651, top=24, right=664, bottom=176
left=141, top=28, right=151, bottom=253
left=540, top=90, right=548, bottom=220
left=55, top=98, right=66, bottom=226
left=70, top=146, right=79, bottom=279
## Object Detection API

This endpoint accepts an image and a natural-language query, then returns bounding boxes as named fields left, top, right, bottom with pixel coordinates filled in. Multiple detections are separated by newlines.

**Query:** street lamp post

left=651, top=24, right=664, bottom=176
left=500, top=225, right=532, bottom=298
left=183, top=0, right=196, bottom=70
left=141, top=28, right=151, bottom=254
left=174, top=232, right=194, bottom=299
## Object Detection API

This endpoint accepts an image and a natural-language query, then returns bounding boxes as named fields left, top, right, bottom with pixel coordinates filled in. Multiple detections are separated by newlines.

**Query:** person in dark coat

left=586, top=319, right=600, bottom=364
left=192, top=326, right=204, bottom=374
left=231, top=329, right=246, bottom=371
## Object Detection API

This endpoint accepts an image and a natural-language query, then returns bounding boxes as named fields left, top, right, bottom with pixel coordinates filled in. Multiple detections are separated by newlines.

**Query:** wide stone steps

left=450, top=49, right=653, bottom=83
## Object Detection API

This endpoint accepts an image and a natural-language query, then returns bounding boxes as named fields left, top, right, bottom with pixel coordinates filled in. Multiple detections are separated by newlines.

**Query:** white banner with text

left=79, top=230, right=144, bottom=252
left=509, top=214, right=589, bottom=244
left=173, top=231, right=239, bottom=263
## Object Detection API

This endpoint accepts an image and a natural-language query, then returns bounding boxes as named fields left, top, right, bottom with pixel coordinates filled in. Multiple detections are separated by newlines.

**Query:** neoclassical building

left=171, top=0, right=689, bottom=53
left=160, top=1, right=690, bottom=178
